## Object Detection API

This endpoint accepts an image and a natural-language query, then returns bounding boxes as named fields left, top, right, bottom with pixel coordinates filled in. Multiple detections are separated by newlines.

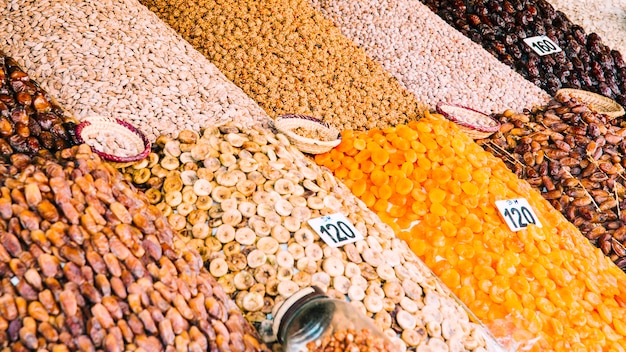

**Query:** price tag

left=308, top=213, right=364, bottom=248
left=523, top=35, right=562, bottom=56
left=495, top=198, right=542, bottom=232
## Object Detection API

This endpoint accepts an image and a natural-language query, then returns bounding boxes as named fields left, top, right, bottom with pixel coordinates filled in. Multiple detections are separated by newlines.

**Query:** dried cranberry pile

left=420, top=0, right=626, bottom=106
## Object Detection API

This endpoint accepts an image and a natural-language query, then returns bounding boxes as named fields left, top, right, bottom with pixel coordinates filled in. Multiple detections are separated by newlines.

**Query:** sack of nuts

left=0, top=145, right=270, bottom=351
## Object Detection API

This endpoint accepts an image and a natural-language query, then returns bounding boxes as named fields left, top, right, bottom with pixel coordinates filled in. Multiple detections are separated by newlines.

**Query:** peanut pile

left=0, top=51, right=78, bottom=157
left=121, top=123, right=497, bottom=351
left=316, top=115, right=626, bottom=351
left=139, top=0, right=426, bottom=131
left=0, top=145, right=269, bottom=351
left=478, top=95, right=626, bottom=271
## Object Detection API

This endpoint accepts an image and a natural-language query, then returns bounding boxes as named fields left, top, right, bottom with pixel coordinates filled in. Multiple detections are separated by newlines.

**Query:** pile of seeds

left=139, top=0, right=426, bottom=131
left=316, top=115, right=626, bottom=350
left=420, top=0, right=626, bottom=105
left=478, top=96, right=626, bottom=271
left=121, top=123, right=498, bottom=351
left=0, top=51, right=78, bottom=158
left=0, top=145, right=270, bottom=351
left=547, top=0, right=626, bottom=56
left=1, top=0, right=270, bottom=143
left=308, top=0, right=549, bottom=113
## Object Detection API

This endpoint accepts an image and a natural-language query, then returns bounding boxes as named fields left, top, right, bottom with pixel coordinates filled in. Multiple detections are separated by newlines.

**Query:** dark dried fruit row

left=420, top=0, right=626, bottom=106
left=0, top=51, right=78, bottom=159
left=0, top=145, right=270, bottom=351
left=478, top=96, right=626, bottom=271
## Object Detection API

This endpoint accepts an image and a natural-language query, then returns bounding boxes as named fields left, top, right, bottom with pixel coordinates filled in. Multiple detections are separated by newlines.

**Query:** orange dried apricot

left=315, top=116, right=626, bottom=350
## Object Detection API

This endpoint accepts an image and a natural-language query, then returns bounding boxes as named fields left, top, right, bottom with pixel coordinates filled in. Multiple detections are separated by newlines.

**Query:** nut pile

left=0, top=145, right=270, bottom=351
left=1, top=0, right=270, bottom=143
left=316, top=115, right=626, bottom=351
left=309, top=0, right=549, bottom=113
left=477, top=95, right=626, bottom=271
left=419, top=0, right=626, bottom=105
left=122, top=123, right=496, bottom=351
left=83, top=130, right=141, bottom=158
left=139, top=0, right=426, bottom=131
left=306, top=328, right=395, bottom=352
left=0, top=51, right=78, bottom=157
left=292, top=127, right=332, bottom=141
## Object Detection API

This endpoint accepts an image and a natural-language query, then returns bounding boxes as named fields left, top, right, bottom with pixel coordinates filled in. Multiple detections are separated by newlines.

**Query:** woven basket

left=75, top=116, right=151, bottom=168
left=556, top=88, right=625, bottom=119
left=274, top=114, right=341, bottom=154
left=436, top=102, right=500, bottom=140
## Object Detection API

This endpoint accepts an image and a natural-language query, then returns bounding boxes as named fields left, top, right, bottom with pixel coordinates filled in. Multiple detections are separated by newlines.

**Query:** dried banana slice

left=236, top=179, right=256, bottom=196
left=277, top=280, right=299, bottom=298
left=215, top=224, right=236, bottom=243
left=270, top=225, right=291, bottom=243
left=257, top=237, right=280, bottom=255
left=238, top=201, right=257, bottom=218
left=282, top=216, right=301, bottom=232
left=322, top=257, right=344, bottom=277
left=222, top=209, right=243, bottom=226
left=161, top=155, right=180, bottom=171
left=247, top=249, right=267, bottom=268
left=211, top=186, right=231, bottom=202
left=274, top=199, right=293, bottom=217
left=180, top=170, right=198, bottom=186
left=235, top=228, right=256, bottom=246
left=191, top=223, right=210, bottom=240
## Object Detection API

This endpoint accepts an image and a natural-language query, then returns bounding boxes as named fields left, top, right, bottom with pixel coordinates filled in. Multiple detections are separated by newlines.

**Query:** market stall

left=2, top=0, right=626, bottom=350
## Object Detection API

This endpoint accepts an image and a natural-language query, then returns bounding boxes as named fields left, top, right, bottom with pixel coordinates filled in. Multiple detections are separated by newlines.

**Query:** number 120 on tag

left=308, top=213, right=364, bottom=248
left=495, top=198, right=542, bottom=232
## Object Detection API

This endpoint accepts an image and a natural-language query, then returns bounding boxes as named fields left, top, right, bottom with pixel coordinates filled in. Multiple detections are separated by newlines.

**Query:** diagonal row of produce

left=419, top=0, right=626, bottom=105
left=3, top=0, right=626, bottom=351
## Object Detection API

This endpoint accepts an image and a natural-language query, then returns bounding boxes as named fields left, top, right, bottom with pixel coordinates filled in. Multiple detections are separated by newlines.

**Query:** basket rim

left=75, top=117, right=151, bottom=163
left=555, top=88, right=624, bottom=115
left=436, top=102, right=500, bottom=133
left=275, top=115, right=341, bottom=148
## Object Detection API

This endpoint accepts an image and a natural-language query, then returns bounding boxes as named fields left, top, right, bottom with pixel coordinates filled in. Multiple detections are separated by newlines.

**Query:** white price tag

left=308, top=213, right=364, bottom=248
left=495, top=198, right=542, bottom=232
left=523, top=35, right=562, bottom=56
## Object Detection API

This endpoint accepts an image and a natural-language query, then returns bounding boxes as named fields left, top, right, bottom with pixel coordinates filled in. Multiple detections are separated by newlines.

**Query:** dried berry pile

left=121, top=123, right=497, bottom=351
left=0, top=51, right=78, bottom=158
left=139, top=0, right=426, bottom=131
left=0, top=145, right=269, bottom=351
left=316, top=115, right=626, bottom=351
left=419, top=0, right=626, bottom=105
left=478, top=96, right=626, bottom=271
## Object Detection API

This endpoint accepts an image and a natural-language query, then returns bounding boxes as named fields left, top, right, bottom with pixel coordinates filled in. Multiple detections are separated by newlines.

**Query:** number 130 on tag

left=495, top=198, right=542, bottom=232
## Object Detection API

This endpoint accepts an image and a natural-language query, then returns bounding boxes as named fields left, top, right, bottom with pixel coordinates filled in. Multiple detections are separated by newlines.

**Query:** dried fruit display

left=316, top=115, right=626, bottom=350
left=121, top=123, right=497, bottom=351
left=0, top=145, right=269, bottom=351
left=478, top=96, right=626, bottom=271
left=419, top=0, right=626, bottom=106
left=139, top=0, right=426, bottom=131
left=0, top=51, right=78, bottom=158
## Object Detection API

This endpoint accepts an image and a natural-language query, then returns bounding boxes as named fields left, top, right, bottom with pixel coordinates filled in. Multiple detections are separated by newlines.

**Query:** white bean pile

left=308, top=0, right=551, bottom=113
left=1, top=0, right=270, bottom=143
left=547, top=0, right=626, bottom=56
